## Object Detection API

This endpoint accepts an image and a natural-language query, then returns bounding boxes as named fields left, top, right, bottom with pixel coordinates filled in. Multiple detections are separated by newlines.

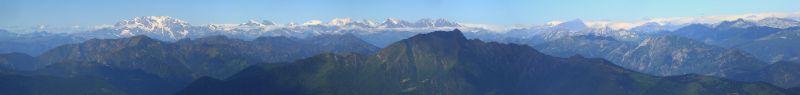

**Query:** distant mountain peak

left=240, top=19, right=266, bottom=27
left=760, top=17, right=798, bottom=22
left=756, top=17, right=800, bottom=28
left=324, top=18, right=375, bottom=28
left=81, top=35, right=160, bottom=48
left=381, top=29, right=466, bottom=53
left=110, top=16, right=193, bottom=40
left=407, top=29, right=466, bottom=41
left=380, top=18, right=412, bottom=28
left=376, top=18, right=462, bottom=28
left=328, top=18, right=354, bottom=26
left=128, top=35, right=158, bottom=41
left=630, top=22, right=674, bottom=31
left=715, top=18, right=758, bottom=28
left=246, top=19, right=260, bottom=24
left=302, top=20, right=323, bottom=26
left=237, top=19, right=276, bottom=26
left=385, top=18, right=404, bottom=24
left=115, top=16, right=190, bottom=28
left=415, top=18, right=461, bottom=27
left=555, top=19, right=588, bottom=30
left=642, top=22, right=662, bottom=26
left=361, top=19, right=378, bottom=26
left=734, top=18, right=747, bottom=22
left=261, top=20, right=276, bottom=26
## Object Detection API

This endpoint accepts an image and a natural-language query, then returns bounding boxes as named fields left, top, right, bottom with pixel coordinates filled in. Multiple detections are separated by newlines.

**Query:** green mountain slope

left=28, top=34, right=378, bottom=95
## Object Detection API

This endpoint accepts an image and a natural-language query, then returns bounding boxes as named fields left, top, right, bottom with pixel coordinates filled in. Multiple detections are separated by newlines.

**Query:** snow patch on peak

left=362, top=19, right=379, bottom=26
left=538, top=12, right=800, bottom=30
left=302, top=20, right=323, bottom=25
left=555, top=19, right=588, bottom=30
left=545, top=21, right=563, bottom=26
left=328, top=18, right=354, bottom=26
left=261, top=20, right=276, bottom=26
left=208, top=24, right=239, bottom=31
left=713, top=18, right=758, bottom=28
left=380, top=18, right=412, bottom=28
left=240, top=19, right=266, bottom=27
left=114, top=16, right=190, bottom=30
left=756, top=17, right=800, bottom=28
left=110, top=16, right=194, bottom=40
left=385, top=18, right=404, bottom=24
left=415, top=18, right=460, bottom=27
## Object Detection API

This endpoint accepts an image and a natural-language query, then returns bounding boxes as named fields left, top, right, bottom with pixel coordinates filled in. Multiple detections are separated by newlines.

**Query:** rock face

left=666, top=23, right=800, bottom=64
left=532, top=34, right=800, bottom=87
left=177, top=30, right=792, bottom=95
left=535, top=35, right=765, bottom=76
left=609, top=36, right=765, bottom=76
left=732, top=61, right=800, bottom=88
left=668, top=22, right=781, bottom=47
left=735, top=29, right=800, bottom=63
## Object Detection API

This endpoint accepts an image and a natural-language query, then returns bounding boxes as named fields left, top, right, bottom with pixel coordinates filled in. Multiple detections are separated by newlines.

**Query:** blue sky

left=1, top=0, right=798, bottom=27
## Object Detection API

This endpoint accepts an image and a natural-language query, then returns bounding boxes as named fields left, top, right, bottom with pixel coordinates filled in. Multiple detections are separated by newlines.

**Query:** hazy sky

left=1, top=0, right=798, bottom=27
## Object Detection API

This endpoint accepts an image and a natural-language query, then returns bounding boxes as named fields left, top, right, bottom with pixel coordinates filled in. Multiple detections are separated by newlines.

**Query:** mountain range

left=0, top=33, right=378, bottom=95
left=535, top=35, right=765, bottom=76
left=531, top=24, right=800, bottom=88
left=1, top=15, right=800, bottom=94
left=177, top=30, right=796, bottom=95
left=2, top=16, right=798, bottom=56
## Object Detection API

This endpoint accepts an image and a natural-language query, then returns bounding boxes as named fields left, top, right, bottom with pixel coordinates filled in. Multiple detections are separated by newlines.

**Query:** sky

left=1, top=0, right=799, bottom=27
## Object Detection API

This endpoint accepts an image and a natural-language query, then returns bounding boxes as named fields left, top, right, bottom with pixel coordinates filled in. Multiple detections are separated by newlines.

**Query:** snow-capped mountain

left=698, top=17, right=799, bottom=29
left=207, top=24, right=239, bottom=31
left=239, top=20, right=275, bottom=27
left=112, top=16, right=193, bottom=40
left=713, top=18, right=759, bottom=29
left=25, top=14, right=800, bottom=44
left=413, top=18, right=461, bottom=28
left=378, top=18, right=414, bottom=28
left=755, top=17, right=800, bottom=29
left=629, top=22, right=686, bottom=32
left=530, top=12, right=800, bottom=31
left=302, top=20, right=323, bottom=26
left=86, top=16, right=480, bottom=45
left=496, top=19, right=641, bottom=46
left=553, top=19, right=588, bottom=31
left=325, top=18, right=374, bottom=28
left=82, top=16, right=478, bottom=41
